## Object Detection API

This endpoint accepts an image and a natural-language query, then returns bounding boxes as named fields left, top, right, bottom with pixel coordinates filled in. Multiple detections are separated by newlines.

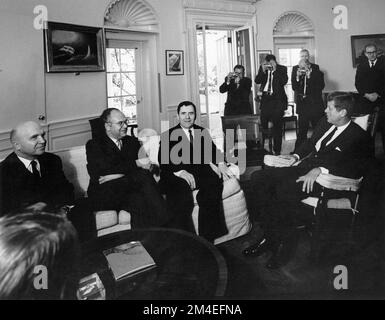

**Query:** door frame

left=185, top=10, right=257, bottom=127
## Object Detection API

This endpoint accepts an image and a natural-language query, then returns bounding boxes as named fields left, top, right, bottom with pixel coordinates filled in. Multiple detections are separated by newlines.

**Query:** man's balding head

left=10, top=121, right=46, bottom=160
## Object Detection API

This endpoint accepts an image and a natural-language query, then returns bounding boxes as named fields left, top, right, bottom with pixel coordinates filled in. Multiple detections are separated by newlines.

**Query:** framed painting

left=165, top=50, right=184, bottom=75
left=44, top=21, right=105, bottom=73
left=351, top=34, right=385, bottom=67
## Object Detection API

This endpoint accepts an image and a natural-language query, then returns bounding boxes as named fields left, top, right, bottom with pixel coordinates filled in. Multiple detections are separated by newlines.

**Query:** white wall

left=0, top=0, right=188, bottom=141
left=255, top=0, right=385, bottom=91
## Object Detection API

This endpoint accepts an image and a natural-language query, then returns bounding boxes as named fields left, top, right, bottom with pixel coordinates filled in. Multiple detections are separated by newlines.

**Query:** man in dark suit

left=243, top=92, right=373, bottom=268
left=220, top=64, right=254, bottom=148
left=86, top=108, right=169, bottom=228
left=355, top=43, right=385, bottom=151
left=158, top=101, right=235, bottom=242
left=291, top=49, right=325, bottom=150
left=255, top=54, right=288, bottom=155
left=0, top=121, right=74, bottom=216
left=220, top=64, right=253, bottom=116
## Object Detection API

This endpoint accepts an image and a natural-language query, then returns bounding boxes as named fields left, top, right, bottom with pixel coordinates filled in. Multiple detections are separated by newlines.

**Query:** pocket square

left=335, top=147, right=342, bottom=151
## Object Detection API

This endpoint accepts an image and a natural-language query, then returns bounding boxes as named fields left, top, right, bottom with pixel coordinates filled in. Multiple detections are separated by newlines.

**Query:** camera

left=299, top=68, right=307, bottom=74
left=265, top=64, right=273, bottom=71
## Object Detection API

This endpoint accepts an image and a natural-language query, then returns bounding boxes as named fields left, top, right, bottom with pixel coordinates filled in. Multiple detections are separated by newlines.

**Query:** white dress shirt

left=315, top=121, right=351, bottom=152
left=17, top=156, right=41, bottom=176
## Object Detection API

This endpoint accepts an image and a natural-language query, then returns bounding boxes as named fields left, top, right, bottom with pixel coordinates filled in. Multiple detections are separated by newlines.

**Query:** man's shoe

left=242, top=238, right=270, bottom=257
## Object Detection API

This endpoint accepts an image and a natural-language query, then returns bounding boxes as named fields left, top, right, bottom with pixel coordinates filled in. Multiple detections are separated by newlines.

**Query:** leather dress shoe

left=242, top=238, right=270, bottom=257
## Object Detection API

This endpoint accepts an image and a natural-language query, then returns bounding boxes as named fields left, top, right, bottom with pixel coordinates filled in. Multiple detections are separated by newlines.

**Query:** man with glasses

left=355, top=44, right=385, bottom=151
left=86, top=108, right=169, bottom=228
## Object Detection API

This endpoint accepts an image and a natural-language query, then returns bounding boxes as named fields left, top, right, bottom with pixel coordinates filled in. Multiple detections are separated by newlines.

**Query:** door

left=233, top=25, right=257, bottom=113
left=196, top=24, right=256, bottom=137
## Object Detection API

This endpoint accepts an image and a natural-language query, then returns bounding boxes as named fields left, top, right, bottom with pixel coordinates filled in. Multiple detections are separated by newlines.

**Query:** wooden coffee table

left=80, top=228, right=228, bottom=299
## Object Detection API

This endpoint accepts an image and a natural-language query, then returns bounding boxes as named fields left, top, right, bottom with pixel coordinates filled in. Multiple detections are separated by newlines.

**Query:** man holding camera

left=219, top=65, right=253, bottom=147
left=220, top=65, right=253, bottom=116
left=255, top=54, right=288, bottom=155
left=291, top=49, right=325, bottom=150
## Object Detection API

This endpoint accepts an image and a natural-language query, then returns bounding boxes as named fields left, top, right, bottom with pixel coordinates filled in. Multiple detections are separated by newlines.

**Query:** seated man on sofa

left=158, top=101, right=235, bottom=242
left=243, top=92, right=374, bottom=268
left=0, top=121, right=75, bottom=215
left=86, top=108, right=170, bottom=228
left=0, top=121, right=95, bottom=241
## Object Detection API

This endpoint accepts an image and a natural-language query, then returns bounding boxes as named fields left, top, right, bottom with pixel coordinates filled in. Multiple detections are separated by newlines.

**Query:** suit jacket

left=295, top=117, right=373, bottom=178
left=219, top=77, right=253, bottom=115
left=255, top=64, right=288, bottom=107
left=86, top=135, right=141, bottom=195
left=0, top=152, right=74, bottom=216
left=355, top=56, right=385, bottom=113
left=158, top=124, right=224, bottom=182
left=291, top=63, right=325, bottom=115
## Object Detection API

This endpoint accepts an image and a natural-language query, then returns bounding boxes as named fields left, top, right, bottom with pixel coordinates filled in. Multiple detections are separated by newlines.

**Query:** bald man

left=0, top=121, right=74, bottom=216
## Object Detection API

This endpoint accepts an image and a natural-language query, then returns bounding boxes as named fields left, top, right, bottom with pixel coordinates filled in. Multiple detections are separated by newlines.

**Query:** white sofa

left=55, top=145, right=251, bottom=244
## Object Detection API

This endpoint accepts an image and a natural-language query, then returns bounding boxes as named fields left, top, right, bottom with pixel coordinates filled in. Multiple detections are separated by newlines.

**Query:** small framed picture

left=256, top=50, right=272, bottom=68
left=165, top=50, right=184, bottom=75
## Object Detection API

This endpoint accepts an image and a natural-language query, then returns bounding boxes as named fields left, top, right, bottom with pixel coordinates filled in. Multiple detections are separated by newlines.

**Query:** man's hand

left=178, top=170, right=196, bottom=190
left=25, top=202, right=48, bottom=213
left=99, top=174, right=125, bottom=184
left=136, top=157, right=152, bottom=170
left=210, top=163, right=235, bottom=181
left=364, top=92, right=380, bottom=102
left=296, top=168, right=321, bottom=194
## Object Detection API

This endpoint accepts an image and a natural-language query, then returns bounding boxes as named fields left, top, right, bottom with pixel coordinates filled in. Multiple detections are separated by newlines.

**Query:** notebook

left=103, top=241, right=156, bottom=281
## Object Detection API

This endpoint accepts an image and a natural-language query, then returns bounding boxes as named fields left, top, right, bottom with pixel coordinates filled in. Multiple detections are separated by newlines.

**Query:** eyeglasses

left=109, top=119, right=129, bottom=127
left=365, top=51, right=377, bottom=55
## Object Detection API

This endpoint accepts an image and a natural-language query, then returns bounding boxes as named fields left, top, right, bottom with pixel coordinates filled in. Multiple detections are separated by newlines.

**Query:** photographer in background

left=220, top=65, right=253, bottom=116
left=255, top=54, right=288, bottom=155
left=291, top=49, right=325, bottom=150
left=220, top=65, right=253, bottom=146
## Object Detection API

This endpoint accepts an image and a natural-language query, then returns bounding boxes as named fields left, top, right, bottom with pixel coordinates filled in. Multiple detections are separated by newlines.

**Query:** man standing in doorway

left=255, top=54, right=288, bottom=155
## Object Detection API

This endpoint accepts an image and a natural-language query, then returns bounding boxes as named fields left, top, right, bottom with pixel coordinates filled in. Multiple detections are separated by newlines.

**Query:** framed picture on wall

left=256, top=50, right=272, bottom=69
left=351, top=33, right=385, bottom=67
left=44, top=21, right=105, bottom=73
left=165, top=50, right=184, bottom=75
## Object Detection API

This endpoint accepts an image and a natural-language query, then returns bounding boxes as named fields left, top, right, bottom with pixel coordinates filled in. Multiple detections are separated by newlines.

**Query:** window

left=106, top=47, right=139, bottom=123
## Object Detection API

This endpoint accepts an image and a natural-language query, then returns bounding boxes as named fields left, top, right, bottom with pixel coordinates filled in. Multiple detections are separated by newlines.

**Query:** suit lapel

left=321, top=122, right=354, bottom=152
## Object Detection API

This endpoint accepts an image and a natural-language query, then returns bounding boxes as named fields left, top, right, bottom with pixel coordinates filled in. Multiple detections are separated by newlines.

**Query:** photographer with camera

left=255, top=54, right=288, bottom=155
left=220, top=65, right=253, bottom=116
left=291, top=49, right=325, bottom=151
left=220, top=65, right=253, bottom=147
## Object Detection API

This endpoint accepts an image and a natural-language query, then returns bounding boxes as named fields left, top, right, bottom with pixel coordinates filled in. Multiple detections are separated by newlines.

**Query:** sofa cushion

left=55, top=146, right=89, bottom=198
left=94, top=210, right=118, bottom=230
left=118, top=210, right=131, bottom=225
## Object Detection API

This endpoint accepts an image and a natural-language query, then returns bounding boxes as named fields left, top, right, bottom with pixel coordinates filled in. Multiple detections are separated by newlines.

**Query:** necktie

left=188, top=129, right=194, bottom=163
left=31, top=160, right=40, bottom=180
left=117, top=139, right=122, bottom=150
left=267, top=71, right=273, bottom=94
left=319, top=127, right=337, bottom=151
left=370, top=61, right=374, bottom=68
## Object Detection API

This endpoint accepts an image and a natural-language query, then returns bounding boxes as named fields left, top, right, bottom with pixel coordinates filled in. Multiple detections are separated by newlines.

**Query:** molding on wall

left=0, top=116, right=98, bottom=159
left=183, top=0, right=257, bottom=15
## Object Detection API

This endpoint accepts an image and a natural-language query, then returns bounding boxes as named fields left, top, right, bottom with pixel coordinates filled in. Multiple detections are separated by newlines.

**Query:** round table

left=80, top=228, right=228, bottom=299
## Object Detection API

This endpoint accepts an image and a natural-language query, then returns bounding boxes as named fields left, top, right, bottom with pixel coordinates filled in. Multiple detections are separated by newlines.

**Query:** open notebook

left=103, top=241, right=156, bottom=281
